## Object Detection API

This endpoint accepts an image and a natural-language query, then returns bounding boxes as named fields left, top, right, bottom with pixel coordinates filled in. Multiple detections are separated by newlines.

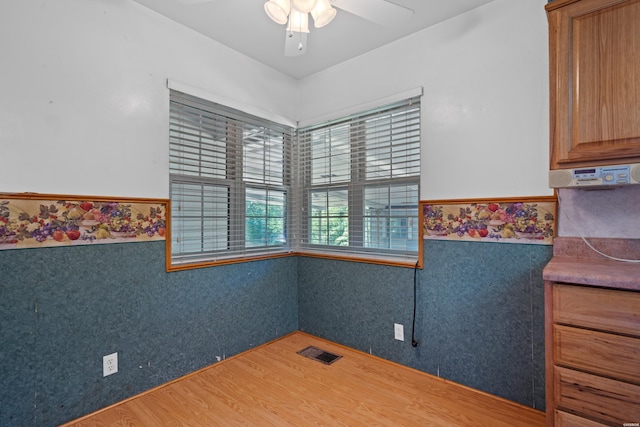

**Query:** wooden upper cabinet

left=547, top=0, right=640, bottom=169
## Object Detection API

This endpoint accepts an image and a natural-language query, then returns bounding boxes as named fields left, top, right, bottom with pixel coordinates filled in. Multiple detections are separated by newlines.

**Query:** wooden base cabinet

left=545, top=282, right=640, bottom=426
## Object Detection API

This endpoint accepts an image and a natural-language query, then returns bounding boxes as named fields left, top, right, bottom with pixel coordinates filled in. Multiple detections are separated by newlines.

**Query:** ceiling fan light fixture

left=291, top=0, right=318, bottom=14
left=311, top=0, right=336, bottom=28
left=264, top=0, right=290, bottom=25
left=286, top=8, right=310, bottom=33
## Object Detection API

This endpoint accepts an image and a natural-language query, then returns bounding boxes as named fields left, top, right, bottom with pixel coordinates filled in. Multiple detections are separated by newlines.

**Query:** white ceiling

left=130, top=0, right=495, bottom=80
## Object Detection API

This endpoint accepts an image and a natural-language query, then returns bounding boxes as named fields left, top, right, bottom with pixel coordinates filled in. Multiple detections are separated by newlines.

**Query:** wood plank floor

left=62, top=332, right=545, bottom=426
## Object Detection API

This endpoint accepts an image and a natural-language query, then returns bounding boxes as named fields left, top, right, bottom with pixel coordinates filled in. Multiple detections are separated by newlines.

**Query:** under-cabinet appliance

left=549, top=163, right=640, bottom=188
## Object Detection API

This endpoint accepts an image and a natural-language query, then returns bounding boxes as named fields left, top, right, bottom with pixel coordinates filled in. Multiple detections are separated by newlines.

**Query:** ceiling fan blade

left=175, top=0, right=217, bottom=5
left=331, top=0, right=414, bottom=26
left=284, top=32, right=308, bottom=57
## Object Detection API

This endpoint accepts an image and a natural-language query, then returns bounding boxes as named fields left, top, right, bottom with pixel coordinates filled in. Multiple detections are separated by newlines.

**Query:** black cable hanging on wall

left=411, top=260, right=419, bottom=348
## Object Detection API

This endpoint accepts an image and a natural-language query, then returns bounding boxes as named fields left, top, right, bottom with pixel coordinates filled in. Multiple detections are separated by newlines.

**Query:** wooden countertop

left=543, top=237, right=640, bottom=291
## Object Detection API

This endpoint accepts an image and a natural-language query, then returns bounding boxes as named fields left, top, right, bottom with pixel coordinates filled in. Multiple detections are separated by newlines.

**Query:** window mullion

left=349, top=119, right=365, bottom=248
left=227, top=120, right=244, bottom=252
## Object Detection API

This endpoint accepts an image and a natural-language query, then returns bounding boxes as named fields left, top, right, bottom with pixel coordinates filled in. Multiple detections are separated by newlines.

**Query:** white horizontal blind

left=296, top=97, right=421, bottom=261
left=169, top=90, right=293, bottom=265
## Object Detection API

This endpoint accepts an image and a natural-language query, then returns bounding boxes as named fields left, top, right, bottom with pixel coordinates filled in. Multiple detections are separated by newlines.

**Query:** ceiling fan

left=176, top=0, right=415, bottom=56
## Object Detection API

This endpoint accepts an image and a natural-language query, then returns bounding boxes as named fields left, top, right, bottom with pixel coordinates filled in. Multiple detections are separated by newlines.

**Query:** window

left=297, top=97, right=421, bottom=263
left=169, top=90, right=293, bottom=267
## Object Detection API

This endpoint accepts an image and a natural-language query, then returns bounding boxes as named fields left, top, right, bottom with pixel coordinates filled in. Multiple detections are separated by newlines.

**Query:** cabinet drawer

left=555, top=366, right=640, bottom=425
left=555, top=410, right=607, bottom=427
left=553, top=284, right=640, bottom=336
left=554, top=324, right=640, bottom=384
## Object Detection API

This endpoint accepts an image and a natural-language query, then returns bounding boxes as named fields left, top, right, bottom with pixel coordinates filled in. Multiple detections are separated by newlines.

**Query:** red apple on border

left=67, top=230, right=81, bottom=240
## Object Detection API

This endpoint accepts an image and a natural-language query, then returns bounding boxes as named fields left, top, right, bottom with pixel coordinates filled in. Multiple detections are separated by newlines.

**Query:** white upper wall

left=2, top=0, right=633, bottom=241
left=0, top=0, right=296, bottom=199
left=0, top=0, right=551, bottom=201
left=298, top=0, right=552, bottom=200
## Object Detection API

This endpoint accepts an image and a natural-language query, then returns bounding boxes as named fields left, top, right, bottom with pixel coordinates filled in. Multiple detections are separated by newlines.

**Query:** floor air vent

left=297, top=346, right=342, bottom=365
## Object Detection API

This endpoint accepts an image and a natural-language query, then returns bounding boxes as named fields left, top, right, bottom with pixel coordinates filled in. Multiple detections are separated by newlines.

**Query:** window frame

left=167, top=88, right=422, bottom=271
left=167, top=90, right=293, bottom=271
left=295, top=97, right=421, bottom=267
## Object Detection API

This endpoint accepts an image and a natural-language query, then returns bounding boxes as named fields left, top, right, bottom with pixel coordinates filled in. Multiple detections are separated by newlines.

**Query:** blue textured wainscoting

left=298, top=239, right=552, bottom=411
left=2, top=238, right=550, bottom=426
left=0, top=242, right=299, bottom=426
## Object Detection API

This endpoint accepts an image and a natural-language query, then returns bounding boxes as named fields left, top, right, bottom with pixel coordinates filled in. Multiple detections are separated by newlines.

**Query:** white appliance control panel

left=549, top=163, right=640, bottom=188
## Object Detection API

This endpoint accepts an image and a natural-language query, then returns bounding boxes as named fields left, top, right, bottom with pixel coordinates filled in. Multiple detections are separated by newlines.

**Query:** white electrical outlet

left=394, top=323, right=404, bottom=341
left=103, top=352, right=118, bottom=377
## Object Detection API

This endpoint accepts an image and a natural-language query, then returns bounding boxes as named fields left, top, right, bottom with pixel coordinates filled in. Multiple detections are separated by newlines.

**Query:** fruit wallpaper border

left=421, top=196, right=557, bottom=245
left=0, top=193, right=168, bottom=250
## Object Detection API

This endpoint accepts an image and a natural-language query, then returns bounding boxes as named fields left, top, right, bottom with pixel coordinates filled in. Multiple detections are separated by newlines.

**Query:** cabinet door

left=548, top=0, right=640, bottom=169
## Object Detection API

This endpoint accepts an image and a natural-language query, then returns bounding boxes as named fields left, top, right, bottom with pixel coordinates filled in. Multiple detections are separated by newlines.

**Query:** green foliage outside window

left=310, top=206, right=349, bottom=246
left=245, top=198, right=285, bottom=247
